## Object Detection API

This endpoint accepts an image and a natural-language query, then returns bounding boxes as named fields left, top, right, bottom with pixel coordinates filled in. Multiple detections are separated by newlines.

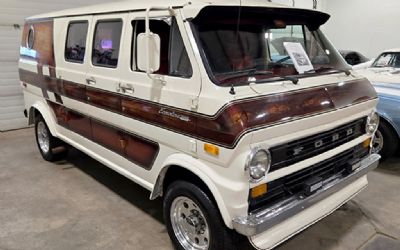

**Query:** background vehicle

left=357, top=49, right=400, bottom=158
left=339, top=50, right=370, bottom=66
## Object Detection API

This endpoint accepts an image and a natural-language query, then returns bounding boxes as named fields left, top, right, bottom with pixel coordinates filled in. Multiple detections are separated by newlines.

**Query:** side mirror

left=137, top=32, right=161, bottom=74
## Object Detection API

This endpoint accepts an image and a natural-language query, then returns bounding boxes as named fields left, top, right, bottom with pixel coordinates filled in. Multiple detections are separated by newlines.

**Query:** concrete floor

left=0, top=128, right=399, bottom=250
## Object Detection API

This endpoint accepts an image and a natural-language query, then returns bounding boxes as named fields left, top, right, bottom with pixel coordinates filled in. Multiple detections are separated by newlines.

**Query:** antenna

left=313, top=0, right=317, bottom=10
left=234, top=0, right=242, bottom=63
left=229, top=0, right=243, bottom=95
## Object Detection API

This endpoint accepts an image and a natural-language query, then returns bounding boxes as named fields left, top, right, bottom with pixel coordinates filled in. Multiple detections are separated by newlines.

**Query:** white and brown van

left=19, top=0, right=380, bottom=249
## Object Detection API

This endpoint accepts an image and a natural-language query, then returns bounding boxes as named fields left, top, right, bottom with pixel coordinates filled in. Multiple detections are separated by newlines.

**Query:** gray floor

left=0, top=128, right=399, bottom=250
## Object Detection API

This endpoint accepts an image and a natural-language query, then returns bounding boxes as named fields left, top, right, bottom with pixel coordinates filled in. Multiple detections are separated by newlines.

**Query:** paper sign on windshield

left=283, top=42, right=314, bottom=74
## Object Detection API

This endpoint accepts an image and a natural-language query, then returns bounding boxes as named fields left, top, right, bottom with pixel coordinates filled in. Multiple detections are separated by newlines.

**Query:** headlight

left=245, top=147, right=271, bottom=182
left=366, top=112, right=379, bottom=135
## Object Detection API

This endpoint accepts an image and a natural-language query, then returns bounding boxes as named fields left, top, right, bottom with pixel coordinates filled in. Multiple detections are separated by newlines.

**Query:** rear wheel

left=163, top=181, right=242, bottom=250
left=372, top=120, right=399, bottom=159
left=35, top=115, right=68, bottom=161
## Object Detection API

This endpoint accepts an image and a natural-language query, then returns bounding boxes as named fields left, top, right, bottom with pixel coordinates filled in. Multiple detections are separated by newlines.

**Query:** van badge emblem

left=159, top=108, right=190, bottom=122
left=346, top=128, right=353, bottom=136
left=293, top=146, right=304, bottom=156
left=315, top=140, right=323, bottom=148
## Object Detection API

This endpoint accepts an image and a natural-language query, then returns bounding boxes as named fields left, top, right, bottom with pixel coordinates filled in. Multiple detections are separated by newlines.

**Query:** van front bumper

left=232, top=154, right=380, bottom=237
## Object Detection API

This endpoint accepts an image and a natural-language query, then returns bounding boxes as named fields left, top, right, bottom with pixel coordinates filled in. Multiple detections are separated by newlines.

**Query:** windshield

left=371, top=52, right=400, bottom=68
left=192, top=7, right=349, bottom=86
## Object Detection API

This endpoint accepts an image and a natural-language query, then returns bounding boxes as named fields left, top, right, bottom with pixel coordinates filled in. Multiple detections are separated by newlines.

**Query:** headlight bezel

left=366, top=112, right=380, bottom=135
left=245, top=146, right=271, bottom=183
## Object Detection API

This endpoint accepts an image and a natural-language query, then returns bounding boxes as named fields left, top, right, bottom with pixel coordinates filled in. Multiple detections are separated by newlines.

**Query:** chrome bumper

left=233, top=154, right=380, bottom=236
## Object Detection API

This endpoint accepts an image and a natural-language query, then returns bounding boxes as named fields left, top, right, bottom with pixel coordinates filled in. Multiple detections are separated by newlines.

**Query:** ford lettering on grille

left=271, top=118, right=367, bottom=172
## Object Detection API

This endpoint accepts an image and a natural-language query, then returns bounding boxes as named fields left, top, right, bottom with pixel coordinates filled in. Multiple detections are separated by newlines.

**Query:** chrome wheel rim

left=170, top=197, right=210, bottom=250
left=372, top=130, right=384, bottom=154
left=37, top=121, right=50, bottom=153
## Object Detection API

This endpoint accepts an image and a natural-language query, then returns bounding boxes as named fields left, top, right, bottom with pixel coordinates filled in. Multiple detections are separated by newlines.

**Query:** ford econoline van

left=19, top=1, right=380, bottom=249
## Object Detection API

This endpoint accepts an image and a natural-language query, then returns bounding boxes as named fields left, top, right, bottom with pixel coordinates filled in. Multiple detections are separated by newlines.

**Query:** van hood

left=194, top=76, right=377, bottom=149
left=247, top=73, right=359, bottom=95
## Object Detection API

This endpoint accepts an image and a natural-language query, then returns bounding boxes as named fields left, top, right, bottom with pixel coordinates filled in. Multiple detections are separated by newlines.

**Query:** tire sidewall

left=35, top=116, right=51, bottom=159
left=376, top=121, right=399, bottom=159
left=34, top=115, right=66, bottom=161
left=163, top=181, right=228, bottom=250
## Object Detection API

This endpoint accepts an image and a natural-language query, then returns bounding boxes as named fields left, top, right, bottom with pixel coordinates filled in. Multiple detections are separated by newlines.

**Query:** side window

left=92, top=20, right=123, bottom=68
left=132, top=18, right=192, bottom=77
left=65, top=21, right=88, bottom=63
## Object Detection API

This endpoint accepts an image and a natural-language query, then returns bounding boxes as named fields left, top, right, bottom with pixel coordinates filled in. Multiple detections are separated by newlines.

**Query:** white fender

left=30, top=100, right=59, bottom=137
left=152, top=153, right=234, bottom=228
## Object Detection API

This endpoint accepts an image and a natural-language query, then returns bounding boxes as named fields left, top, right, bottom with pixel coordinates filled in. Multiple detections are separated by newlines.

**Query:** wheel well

left=28, top=107, right=40, bottom=125
left=162, top=166, right=216, bottom=204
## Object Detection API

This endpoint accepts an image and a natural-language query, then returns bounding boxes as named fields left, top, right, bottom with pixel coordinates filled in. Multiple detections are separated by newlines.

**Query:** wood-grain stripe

left=20, top=69, right=377, bottom=148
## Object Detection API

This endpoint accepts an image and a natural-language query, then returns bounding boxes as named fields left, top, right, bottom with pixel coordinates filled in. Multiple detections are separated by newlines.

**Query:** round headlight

left=366, top=112, right=380, bottom=135
left=245, top=147, right=271, bottom=182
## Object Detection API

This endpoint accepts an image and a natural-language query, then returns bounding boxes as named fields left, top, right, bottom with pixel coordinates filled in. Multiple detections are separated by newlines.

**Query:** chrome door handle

left=117, top=83, right=134, bottom=94
left=86, top=77, right=96, bottom=85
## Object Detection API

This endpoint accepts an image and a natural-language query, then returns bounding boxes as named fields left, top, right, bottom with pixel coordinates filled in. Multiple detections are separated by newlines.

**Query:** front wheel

left=163, top=181, right=242, bottom=250
left=372, top=120, right=399, bottom=159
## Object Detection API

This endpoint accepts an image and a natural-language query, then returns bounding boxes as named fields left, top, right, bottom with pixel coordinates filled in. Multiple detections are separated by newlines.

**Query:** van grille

left=270, top=118, right=367, bottom=172
left=249, top=143, right=369, bottom=213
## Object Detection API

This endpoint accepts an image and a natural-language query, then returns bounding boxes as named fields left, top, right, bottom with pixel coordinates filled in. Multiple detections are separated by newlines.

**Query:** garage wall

left=323, top=0, right=400, bottom=59
left=0, top=25, right=25, bottom=131
left=0, top=0, right=110, bottom=131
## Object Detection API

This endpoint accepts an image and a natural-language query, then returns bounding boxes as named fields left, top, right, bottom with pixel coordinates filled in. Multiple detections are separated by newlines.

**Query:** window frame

left=64, top=20, right=89, bottom=64
left=26, top=26, right=35, bottom=49
left=168, top=17, right=193, bottom=78
left=91, top=18, right=123, bottom=69
left=130, top=16, right=193, bottom=78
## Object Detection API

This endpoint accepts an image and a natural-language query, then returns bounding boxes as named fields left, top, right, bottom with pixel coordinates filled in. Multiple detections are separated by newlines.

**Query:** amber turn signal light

left=251, top=183, right=268, bottom=199
left=204, top=143, right=219, bottom=156
left=363, top=138, right=371, bottom=149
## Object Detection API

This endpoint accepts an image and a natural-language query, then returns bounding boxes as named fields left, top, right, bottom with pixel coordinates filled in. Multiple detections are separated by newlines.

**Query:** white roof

left=27, top=0, right=297, bottom=20
left=383, top=48, right=400, bottom=53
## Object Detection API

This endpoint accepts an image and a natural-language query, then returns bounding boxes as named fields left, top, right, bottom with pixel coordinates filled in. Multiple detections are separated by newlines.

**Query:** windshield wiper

left=305, top=67, right=351, bottom=76
left=219, top=69, right=273, bottom=82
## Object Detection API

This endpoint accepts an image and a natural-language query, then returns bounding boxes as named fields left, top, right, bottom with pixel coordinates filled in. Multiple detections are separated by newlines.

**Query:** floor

left=0, top=128, right=399, bottom=250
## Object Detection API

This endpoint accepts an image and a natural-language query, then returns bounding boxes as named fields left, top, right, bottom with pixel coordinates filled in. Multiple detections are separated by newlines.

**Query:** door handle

left=86, top=77, right=96, bottom=85
left=117, top=83, right=135, bottom=94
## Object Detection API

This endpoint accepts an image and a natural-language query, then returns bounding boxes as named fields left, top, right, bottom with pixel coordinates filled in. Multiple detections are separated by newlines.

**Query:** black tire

left=35, top=115, right=68, bottom=162
left=163, top=181, right=245, bottom=250
left=374, top=120, right=399, bottom=160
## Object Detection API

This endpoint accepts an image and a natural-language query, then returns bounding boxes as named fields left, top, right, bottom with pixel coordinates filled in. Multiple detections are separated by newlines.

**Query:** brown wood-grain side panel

left=63, top=81, right=87, bottom=102
left=67, top=110, right=92, bottom=139
left=124, top=134, right=159, bottom=170
left=87, top=87, right=121, bottom=111
left=48, top=101, right=68, bottom=128
left=91, top=120, right=125, bottom=155
left=19, top=69, right=42, bottom=88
